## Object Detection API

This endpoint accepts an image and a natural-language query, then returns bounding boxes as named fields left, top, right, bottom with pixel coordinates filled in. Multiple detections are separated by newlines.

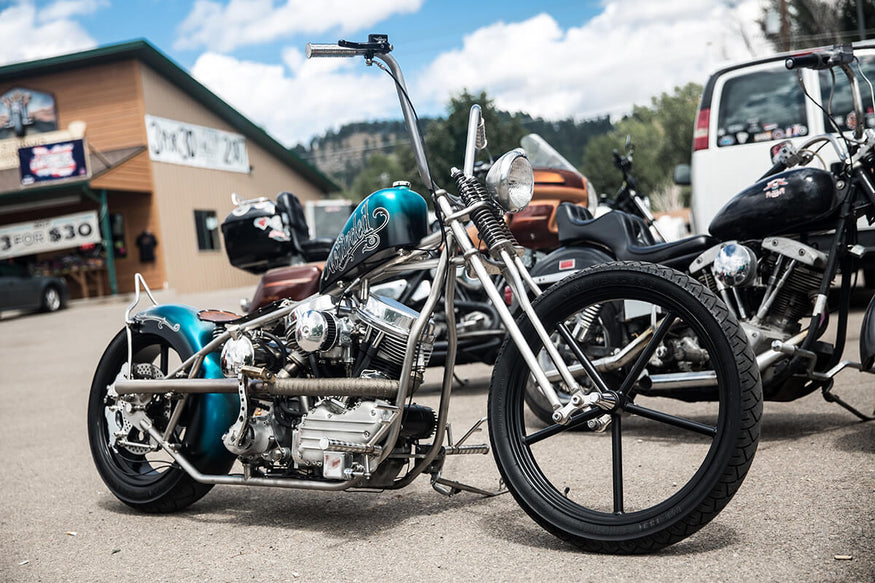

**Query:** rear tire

left=488, top=261, right=761, bottom=553
left=87, top=329, right=215, bottom=513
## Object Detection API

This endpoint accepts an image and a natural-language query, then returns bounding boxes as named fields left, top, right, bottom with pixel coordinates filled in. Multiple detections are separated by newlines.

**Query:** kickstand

left=429, top=417, right=508, bottom=498
left=822, top=383, right=874, bottom=422
left=432, top=474, right=506, bottom=497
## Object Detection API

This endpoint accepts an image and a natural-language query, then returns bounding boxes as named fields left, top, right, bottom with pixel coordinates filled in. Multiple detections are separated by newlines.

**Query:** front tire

left=488, top=262, right=762, bottom=553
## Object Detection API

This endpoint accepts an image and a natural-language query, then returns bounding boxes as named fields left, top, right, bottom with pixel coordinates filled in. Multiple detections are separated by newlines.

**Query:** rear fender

left=529, top=246, right=615, bottom=286
left=131, top=304, right=237, bottom=473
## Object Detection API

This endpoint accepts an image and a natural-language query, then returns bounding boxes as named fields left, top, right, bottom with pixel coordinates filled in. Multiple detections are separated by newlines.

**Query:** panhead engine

left=217, top=291, right=436, bottom=483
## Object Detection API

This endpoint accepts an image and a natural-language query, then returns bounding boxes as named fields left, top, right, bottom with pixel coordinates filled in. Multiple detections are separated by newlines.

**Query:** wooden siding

left=0, top=59, right=153, bottom=192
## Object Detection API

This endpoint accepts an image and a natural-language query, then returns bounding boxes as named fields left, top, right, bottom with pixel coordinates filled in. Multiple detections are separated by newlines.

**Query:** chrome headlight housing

left=485, top=148, right=534, bottom=213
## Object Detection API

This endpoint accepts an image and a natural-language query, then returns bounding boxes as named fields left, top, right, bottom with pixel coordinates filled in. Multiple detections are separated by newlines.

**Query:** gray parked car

left=0, top=261, right=69, bottom=314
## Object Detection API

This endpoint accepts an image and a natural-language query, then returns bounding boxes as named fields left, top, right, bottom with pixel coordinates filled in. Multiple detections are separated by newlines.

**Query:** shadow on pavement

left=480, top=504, right=740, bottom=555
left=97, top=483, right=504, bottom=544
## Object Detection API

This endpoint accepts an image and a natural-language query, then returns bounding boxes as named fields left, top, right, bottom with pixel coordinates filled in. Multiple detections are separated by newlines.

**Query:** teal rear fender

left=132, top=304, right=237, bottom=473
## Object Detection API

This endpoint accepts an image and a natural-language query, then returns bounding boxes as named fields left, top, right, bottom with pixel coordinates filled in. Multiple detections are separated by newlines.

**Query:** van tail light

left=693, top=107, right=710, bottom=151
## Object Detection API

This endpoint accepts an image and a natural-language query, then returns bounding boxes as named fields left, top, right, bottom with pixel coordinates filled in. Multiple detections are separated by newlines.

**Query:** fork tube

left=435, top=196, right=566, bottom=412
left=499, top=248, right=581, bottom=393
left=513, top=255, right=543, bottom=298
left=463, top=105, right=482, bottom=176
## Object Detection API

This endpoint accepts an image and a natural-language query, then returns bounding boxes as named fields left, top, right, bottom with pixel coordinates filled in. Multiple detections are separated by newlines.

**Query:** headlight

left=486, top=148, right=534, bottom=213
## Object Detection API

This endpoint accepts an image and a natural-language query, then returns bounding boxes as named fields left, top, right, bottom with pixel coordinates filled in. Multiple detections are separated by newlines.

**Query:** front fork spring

left=453, top=171, right=518, bottom=256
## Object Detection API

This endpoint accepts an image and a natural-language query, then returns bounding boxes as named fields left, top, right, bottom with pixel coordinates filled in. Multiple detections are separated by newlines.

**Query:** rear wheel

left=488, top=262, right=762, bottom=553
left=87, top=329, right=215, bottom=512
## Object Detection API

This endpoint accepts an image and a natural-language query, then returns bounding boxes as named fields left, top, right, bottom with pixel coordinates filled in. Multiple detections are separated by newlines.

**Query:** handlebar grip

left=305, top=43, right=364, bottom=58
left=785, top=53, right=826, bottom=70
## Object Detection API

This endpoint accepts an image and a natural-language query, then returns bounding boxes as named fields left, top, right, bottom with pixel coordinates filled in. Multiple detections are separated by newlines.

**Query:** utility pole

left=858, top=0, right=867, bottom=40
left=780, top=0, right=790, bottom=51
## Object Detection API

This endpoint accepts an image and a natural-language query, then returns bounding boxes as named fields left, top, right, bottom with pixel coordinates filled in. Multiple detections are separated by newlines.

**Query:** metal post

left=98, top=189, right=118, bottom=295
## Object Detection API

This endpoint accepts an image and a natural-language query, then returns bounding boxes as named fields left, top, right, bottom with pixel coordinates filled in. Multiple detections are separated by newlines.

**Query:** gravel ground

left=0, top=285, right=872, bottom=582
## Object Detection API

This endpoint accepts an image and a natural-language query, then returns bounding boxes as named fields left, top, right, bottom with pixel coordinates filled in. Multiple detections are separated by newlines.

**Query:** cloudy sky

left=0, top=0, right=774, bottom=147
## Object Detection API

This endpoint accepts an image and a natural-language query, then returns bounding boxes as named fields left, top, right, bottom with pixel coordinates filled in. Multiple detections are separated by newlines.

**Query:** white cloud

left=175, top=0, right=424, bottom=52
left=38, top=0, right=108, bottom=22
left=190, top=0, right=774, bottom=147
left=191, top=50, right=400, bottom=146
left=0, top=0, right=102, bottom=65
left=416, top=0, right=770, bottom=121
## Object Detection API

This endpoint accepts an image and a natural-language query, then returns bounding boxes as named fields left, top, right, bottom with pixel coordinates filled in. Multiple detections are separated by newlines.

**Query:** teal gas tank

left=320, top=184, right=428, bottom=290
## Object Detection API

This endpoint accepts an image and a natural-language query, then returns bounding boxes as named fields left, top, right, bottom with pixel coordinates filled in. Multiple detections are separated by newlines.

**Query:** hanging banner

left=18, top=139, right=90, bottom=185
left=0, top=211, right=102, bottom=260
left=145, top=115, right=249, bottom=173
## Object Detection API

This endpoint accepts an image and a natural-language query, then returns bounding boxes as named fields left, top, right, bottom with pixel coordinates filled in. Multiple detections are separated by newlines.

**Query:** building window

left=194, top=210, right=220, bottom=251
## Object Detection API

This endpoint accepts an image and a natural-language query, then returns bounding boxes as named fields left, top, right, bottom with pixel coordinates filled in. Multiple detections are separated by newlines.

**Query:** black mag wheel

left=87, top=329, right=215, bottom=513
left=488, top=262, right=762, bottom=553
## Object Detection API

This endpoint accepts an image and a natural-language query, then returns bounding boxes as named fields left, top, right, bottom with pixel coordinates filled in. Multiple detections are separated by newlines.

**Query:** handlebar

left=305, top=34, right=392, bottom=59
left=305, top=44, right=366, bottom=58
left=786, top=45, right=863, bottom=140
left=305, top=34, right=433, bottom=191
left=785, top=45, right=853, bottom=71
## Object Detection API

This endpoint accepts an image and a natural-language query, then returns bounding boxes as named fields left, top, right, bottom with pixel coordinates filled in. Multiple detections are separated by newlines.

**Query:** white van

left=686, top=41, right=875, bottom=240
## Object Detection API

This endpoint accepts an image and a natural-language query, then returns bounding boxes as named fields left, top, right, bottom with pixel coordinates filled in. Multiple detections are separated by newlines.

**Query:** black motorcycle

left=527, top=44, right=874, bottom=424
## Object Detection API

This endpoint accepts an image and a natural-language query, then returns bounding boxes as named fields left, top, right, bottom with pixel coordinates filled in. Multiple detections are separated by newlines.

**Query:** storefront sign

left=0, top=122, right=86, bottom=171
left=18, top=139, right=89, bottom=185
left=0, top=87, right=58, bottom=140
left=145, top=115, right=249, bottom=173
left=0, top=211, right=102, bottom=260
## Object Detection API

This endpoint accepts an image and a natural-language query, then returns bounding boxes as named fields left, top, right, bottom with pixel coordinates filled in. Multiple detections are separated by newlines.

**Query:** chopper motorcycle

left=87, top=35, right=761, bottom=553
left=526, top=44, right=874, bottom=425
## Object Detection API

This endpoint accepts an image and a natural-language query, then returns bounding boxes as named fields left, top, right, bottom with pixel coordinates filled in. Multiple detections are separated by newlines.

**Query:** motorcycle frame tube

left=435, top=193, right=571, bottom=414
left=374, top=235, right=453, bottom=467
left=141, top=421, right=358, bottom=491
left=389, top=239, right=459, bottom=488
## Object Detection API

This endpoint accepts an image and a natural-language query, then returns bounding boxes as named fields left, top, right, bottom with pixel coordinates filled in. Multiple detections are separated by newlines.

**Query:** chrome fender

left=131, top=304, right=238, bottom=472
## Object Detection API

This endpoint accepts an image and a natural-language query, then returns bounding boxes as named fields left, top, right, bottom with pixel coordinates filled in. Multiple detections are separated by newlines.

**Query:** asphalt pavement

left=0, top=285, right=872, bottom=582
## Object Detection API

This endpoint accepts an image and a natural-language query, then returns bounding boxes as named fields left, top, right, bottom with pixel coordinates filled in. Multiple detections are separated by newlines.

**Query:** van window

left=716, top=68, right=807, bottom=147
left=819, top=56, right=875, bottom=132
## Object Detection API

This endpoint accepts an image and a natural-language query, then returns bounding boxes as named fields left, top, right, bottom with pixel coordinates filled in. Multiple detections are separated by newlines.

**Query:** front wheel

left=488, top=262, right=762, bottom=553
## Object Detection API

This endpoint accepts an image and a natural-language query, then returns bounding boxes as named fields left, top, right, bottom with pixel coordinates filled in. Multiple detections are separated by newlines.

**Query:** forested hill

left=290, top=84, right=700, bottom=210
left=291, top=114, right=613, bottom=191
